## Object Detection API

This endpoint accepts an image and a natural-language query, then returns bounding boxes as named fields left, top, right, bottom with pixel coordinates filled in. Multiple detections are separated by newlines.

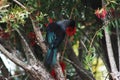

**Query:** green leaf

left=97, top=30, right=103, bottom=39
left=12, top=24, right=19, bottom=29
left=110, top=0, right=118, bottom=4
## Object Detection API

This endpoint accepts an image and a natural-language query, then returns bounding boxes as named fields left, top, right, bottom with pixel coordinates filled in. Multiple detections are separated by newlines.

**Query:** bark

left=0, top=44, right=54, bottom=80
left=16, top=29, right=37, bottom=65
left=104, top=26, right=118, bottom=72
left=0, top=44, right=28, bottom=70
left=110, top=72, right=120, bottom=80
left=0, top=58, right=12, bottom=80
left=30, top=17, right=47, bottom=54
left=116, top=26, right=120, bottom=71
left=101, top=0, right=120, bottom=79
left=104, top=26, right=120, bottom=79
left=54, top=63, right=66, bottom=80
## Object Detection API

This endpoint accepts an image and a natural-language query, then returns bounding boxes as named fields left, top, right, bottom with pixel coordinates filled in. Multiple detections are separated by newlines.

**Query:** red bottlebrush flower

left=28, top=32, right=36, bottom=39
left=28, top=32, right=36, bottom=46
left=30, top=40, right=36, bottom=46
left=66, top=27, right=76, bottom=36
left=95, top=8, right=107, bottom=19
left=95, top=9, right=100, bottom=18
left=59, top=61, right=66, bottom=73
left=2, top=33, right=10, bottom=39
left=50, top=62, right=66, bottom=79
left=101, top=9, right=107, bottom=18
left=50, top=69, right=57, bottom=79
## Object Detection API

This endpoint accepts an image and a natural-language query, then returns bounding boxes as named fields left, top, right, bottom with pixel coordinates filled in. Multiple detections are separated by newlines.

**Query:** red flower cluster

left=59, top=61, right=66, bottom=73
left=28, top=32, right=36, bottom=39
left=50, top=61, right=66, bottom=79
left=95, top=8, right=107, bottom=19
left=0, top=30, right=10, bottom=39
left=28, top=32, right=36, bottom=46
left=50, top=69, right=57, bottom=80
left=66, top=27, right=76, bottom=36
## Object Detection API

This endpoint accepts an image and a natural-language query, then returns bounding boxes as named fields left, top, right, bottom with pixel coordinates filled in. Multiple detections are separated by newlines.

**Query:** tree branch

left=0, top=57, right=10, bottom=78
left=54, top=62, right=66, bottom=80
left=66, top=41, right=95, bottom=80
left=13, top=0, right=27, bottom=10
left=0, top=4, right=10, bottom=10
left=104, top=25, right=118, bottom=71
left=116, top=26, right=120, bottom=71
left=16, top=29, right=36, bottom=65
left=0, top=43, right=54, bottom=80
left=0, top=44, right=28, bottom=70
left=30, top=17, right=47, bottom=54
left=101, top=0, right=120, bottom=79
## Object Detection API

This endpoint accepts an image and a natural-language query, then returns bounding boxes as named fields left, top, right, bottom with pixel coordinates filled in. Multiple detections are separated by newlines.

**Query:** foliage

left=0, top=0, right=120, bottom=80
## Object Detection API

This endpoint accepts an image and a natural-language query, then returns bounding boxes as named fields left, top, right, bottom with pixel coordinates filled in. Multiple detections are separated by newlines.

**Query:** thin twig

left=104, top=73, right=109, bottom=80
left=8, top=74, right=24, bottom=79
left=69, top=0, right=80, bottom=19
left=88, top=27, right=104, bottom=54
left=13, top=0, right=27, bottom=10
left=0, top=65, right=3, bottom=70
left=80, top=40, right=88, bottom=52
left=63, top=57, right=89, bottom=75
left=0, top=4, right=10, bottom=10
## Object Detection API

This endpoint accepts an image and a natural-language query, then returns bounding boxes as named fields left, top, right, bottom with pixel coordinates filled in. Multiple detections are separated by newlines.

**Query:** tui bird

left=44, top=19, right=76, bottom=67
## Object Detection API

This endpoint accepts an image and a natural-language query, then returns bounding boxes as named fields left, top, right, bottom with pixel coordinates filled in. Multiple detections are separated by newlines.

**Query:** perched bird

left=44, top=19, right=76, bottom=67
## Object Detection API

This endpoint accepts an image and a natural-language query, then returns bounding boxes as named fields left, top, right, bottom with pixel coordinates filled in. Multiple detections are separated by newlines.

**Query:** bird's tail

left=44, top=48, right=57, bottom=67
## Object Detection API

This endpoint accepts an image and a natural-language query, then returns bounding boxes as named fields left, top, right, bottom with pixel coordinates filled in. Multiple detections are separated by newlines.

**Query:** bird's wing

left=46, top=31, right=65, bottom=48
left=46, top=22, right=65, bottom=48
left=52, top=32, right=65, bottom=48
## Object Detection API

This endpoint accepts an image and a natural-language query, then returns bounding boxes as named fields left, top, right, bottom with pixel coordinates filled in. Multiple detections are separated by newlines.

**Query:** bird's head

left=66, top=20, right=76, bottom=36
